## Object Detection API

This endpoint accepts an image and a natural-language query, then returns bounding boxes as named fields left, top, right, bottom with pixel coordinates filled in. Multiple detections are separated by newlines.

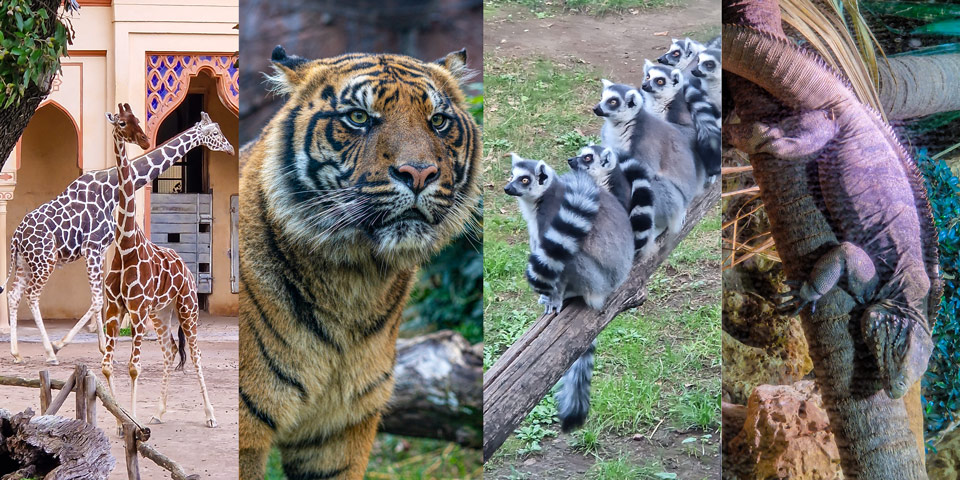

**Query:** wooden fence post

left=123, top=422, right=141, bottom=480
left=74, top=364, right=88, bottom=423
left=44, top=370, right=76, bottom=416
left=38, top=370, right=51, bottom=414
left=85, top=372, right=97, bottom=425
left=482, top=182, right=720, bottom=460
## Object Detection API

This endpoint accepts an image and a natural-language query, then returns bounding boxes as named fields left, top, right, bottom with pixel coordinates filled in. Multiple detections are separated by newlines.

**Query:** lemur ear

left=601, top=147, right=615, bottom=167
left=643, top=59, right=654, bottom=74
left=267, top=45, right=313, bottom=95
left=510, top=152, right=524, bottom=166
left=535, top=161, right=551, bottom=185
left=434, top=48, right=470, bottom=86
left=671, top=70, right=682, bottom=85
left=601, top=78, right=613, bottom=89
left=625, top=91, right=639, bottom=109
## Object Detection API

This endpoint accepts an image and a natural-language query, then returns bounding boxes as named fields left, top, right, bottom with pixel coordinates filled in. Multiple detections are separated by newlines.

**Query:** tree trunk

left=379, top=330, right=483, bottom=449
left=0, top=408, right=114, bottom=480
left=724, top=0, right=926, bottom=477
left=0, top=0, right=65, bottom=171
left=880, top=54, right=960, bottom=120
left=482, top=182, right=721, bottom=461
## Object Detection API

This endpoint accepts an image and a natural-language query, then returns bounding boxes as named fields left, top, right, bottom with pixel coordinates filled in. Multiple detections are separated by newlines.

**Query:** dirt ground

left=485, top=0, right=720, bottom=82
left=0, top=314, right=238, bottom=479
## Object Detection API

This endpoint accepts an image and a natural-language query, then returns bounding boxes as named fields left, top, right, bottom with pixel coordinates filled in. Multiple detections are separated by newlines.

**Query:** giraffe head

left=197, top=112, right=235, bottom=155
left=105, top=103, right=151, bottom=150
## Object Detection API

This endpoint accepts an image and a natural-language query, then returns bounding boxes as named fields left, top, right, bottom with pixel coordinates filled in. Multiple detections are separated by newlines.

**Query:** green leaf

left=912, top=19, right=960, bottom=36
left=863, top=1, right=960, bottom=22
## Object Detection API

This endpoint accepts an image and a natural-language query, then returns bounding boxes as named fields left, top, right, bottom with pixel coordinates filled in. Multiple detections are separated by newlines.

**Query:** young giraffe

left=3, top=105, right=150, bottom=365
left=102, top=107, right=233, bottom=431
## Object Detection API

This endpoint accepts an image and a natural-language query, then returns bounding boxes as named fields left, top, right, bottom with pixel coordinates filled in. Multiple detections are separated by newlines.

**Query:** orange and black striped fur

left=238, top=46, right=481, bottom=479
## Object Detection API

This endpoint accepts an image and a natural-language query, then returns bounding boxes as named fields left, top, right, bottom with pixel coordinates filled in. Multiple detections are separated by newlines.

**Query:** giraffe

left=102, top=107, right=233, bottom=432
left=3, top=105, right=150, bottom=365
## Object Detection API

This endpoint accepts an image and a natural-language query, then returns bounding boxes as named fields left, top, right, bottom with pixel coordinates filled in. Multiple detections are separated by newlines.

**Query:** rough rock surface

left=928, top=427, right=960, bottom=479
left=724, top=381, right=843, bottom=480
left=722, top=321, right=812, bottom=405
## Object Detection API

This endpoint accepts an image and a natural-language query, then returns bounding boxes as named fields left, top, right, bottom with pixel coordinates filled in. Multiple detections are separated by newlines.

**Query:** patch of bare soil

left=487, top=429, right=720, bottom=479
left=0, top=315, right=238, bottom=479
left=484, top=0, right=720, bottom=81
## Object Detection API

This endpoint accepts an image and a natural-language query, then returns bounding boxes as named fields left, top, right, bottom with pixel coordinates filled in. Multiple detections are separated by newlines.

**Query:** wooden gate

left=150, top=193, right=213, bottom=294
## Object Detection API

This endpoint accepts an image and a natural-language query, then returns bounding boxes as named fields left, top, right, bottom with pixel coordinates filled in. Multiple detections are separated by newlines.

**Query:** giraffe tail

left=174, top=325, right=186, bottom=371
left=0, top=242, right=17, bottom=294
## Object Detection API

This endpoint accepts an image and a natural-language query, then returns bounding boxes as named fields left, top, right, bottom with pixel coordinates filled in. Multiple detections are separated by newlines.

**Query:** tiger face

left=262, top=47, right=480, bottom=266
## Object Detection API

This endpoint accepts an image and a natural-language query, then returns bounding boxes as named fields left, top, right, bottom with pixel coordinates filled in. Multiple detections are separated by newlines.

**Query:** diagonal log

left=482, top=182, right=720, bottom=461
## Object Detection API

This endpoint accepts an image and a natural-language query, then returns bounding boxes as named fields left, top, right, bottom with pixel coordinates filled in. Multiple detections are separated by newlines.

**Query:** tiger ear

left=267, top=45, right=312, bottom=95
left=434, top=48, right=470, bottom=85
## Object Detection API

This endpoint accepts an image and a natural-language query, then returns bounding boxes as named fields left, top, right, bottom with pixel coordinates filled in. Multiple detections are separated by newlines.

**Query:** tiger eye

left=349, top=110, right=368, bottom=125
left=431, top=114, right=446, bottom=128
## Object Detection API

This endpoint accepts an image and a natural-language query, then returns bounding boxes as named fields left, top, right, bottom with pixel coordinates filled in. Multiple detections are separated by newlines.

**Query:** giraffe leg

left=128, top=313, right=146, bottom=434
left=27, top=292, right=57, bottom=365
left=180, top=301, right=217, bottom=428
left=56, top=252, right=106, bottom=353
left=7, top=265, right=26, bottom=364
left=149, top=309, right=175, bottom=424
left=102, top=274, right=124, bottom=436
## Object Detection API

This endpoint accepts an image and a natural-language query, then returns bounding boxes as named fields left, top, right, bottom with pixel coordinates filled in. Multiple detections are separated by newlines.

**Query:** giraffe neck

left=127, top=124, right=203, bottom=191
left=116, top=128, right=203, bottom=251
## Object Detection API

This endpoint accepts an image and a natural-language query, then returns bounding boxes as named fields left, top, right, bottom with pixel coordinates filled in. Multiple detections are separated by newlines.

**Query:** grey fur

left=567, top=145, right=630, bottom=211
left=556, top=339, right=596, bottom=432
left=691, top=48, right=721, bottom=110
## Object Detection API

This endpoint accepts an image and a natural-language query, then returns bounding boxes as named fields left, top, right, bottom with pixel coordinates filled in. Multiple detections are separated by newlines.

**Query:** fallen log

left=380, top=330, right=483, bottom=449
left=482, top=182, right=720, bottom=460
left=0, top=408, right=114, bottom=480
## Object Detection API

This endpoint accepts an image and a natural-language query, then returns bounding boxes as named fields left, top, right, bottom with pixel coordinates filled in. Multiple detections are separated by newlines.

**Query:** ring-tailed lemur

left=705, top=35, right=720, bottom=50
left=691, top=48, right=721, bottom=112
left=594, top=80, right=701, bottom=240
left=567, top=145, right=630, bottom=210
left=639, top=65, right=721, bottom=182
left=657, top=37, right=704, bottom=71
left=504, top=154, right=634, bottom=431
left=567, top=145, right=656, bottom=256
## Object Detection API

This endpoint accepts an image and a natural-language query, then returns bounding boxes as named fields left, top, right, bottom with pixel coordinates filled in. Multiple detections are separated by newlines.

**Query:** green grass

left=486, top=0, right=683, bottom=17
left=483, top=53, right=720, bottom=470
left=264, top=434, right=482, bottom=479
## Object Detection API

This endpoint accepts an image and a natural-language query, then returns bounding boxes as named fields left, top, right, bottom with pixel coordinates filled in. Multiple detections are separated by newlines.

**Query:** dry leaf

left=654, top=31, right=669, bottom=36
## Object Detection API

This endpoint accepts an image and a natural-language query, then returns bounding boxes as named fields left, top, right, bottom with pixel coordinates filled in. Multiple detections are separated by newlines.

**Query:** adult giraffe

left=3, top=104, right=150, bottom=365
left=102, top=106, right=233, bottom=431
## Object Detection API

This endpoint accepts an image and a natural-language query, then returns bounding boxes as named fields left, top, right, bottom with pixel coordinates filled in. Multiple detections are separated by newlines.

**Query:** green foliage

left=918, top=148, right=960, bottom=441
left=0, top=0, right=72, bottom=108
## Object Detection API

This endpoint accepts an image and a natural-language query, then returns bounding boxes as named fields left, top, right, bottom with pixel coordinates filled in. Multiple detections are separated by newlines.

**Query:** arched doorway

left=148, top=70, right=239, bottom=316
left=8, top=103, right=85, bottom=320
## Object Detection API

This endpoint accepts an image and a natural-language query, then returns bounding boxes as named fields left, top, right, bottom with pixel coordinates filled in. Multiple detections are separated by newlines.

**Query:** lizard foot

left=774, top=280, right=819, bottom=316
left=861, top=301, right=933, bottom=399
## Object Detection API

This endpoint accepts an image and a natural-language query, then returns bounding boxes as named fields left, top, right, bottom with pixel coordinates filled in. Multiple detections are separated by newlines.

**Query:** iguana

left=722, top=1, right=941, bottom=476
left=723, top=24, right=941, bottom=401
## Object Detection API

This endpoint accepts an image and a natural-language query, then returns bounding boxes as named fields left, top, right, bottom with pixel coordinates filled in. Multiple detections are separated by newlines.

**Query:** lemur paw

left=539, top=295, right=562, bottom=315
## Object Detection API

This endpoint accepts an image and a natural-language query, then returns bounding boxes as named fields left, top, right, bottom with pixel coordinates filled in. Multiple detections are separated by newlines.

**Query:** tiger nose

left=394, top=163, right=439, bottom=193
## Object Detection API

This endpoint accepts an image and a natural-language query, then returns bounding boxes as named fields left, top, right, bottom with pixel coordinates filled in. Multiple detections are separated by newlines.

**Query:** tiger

left=238, top=45, right=481, bottom=480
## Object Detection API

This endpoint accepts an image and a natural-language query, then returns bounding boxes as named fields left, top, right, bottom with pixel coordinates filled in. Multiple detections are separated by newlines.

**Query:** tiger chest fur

left=238, top=47, right=480, bottom=480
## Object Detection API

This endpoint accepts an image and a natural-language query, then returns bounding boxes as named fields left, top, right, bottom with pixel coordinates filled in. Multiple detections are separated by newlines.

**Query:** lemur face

left=691, top=49, right=720, bottom=80
left=567, top=145, right=616, bottom=177
left=642, top=64, right=683, bottom=98
left=658, top=38, right=685, bottom=66
left=505, top=154, right=555, bottom=200
left=594, top=79, right=643, bottom=122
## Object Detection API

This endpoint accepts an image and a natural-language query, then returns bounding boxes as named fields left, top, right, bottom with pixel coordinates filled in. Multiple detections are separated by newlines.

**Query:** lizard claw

left=775, top=281, right=815, bottom=316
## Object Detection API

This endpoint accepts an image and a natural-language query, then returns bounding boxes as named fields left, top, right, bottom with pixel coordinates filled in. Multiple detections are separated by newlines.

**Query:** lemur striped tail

left=525, top=172, right=600, bottom=297
left=618, top=157, right=656, bottom=255
left=557, top=339, right=597, bottom=432
left=685, top=80, right=721, bottom=178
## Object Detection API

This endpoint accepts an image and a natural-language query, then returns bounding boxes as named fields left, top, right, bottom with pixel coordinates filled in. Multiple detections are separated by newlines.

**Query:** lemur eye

left=656, top=79, right=665, bottom=86
left=608, top=98, right=618, bottom=107
left=430, top=113, right=448, bottom=129
left=584, top=154, right=593, bottom=163
left=672, top=51, right=680, bottom=57
left=520, top=176, right=530, bottom=185
left=705, top=61, right=715, bottom=68
left=347, top=110, right=369, bottom=126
